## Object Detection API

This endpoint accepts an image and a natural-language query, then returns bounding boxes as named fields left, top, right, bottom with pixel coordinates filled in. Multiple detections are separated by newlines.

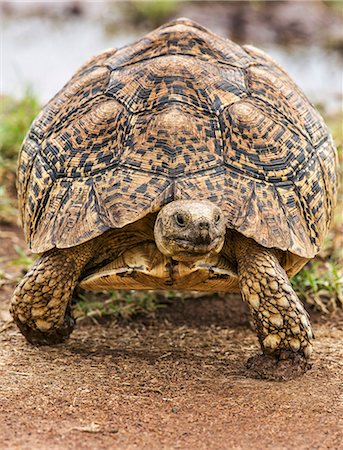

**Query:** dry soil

left=0, top=225, right=342, bottom=450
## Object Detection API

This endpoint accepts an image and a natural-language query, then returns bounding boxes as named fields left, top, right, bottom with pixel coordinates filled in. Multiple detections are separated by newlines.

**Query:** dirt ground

left=0, top=225, right=342, bottom=450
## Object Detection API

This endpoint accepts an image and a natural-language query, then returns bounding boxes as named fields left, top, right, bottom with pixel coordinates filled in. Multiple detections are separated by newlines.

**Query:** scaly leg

left=234, top=234, right=313, bottom=380
left=11, top=242, right=94, bottom=345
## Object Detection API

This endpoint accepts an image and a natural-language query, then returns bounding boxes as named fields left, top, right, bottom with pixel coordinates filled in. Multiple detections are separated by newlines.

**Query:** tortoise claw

left=15, top=310, right=75, bottom=346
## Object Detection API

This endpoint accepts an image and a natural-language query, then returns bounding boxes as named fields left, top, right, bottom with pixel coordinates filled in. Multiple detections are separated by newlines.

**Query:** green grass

left=0, top=92, right=41, bottom=222
left=292, top=261, right=343, bottom=313
left=10, top=245, right=36, bottom=270
left=74, top=290, right=163, bottom=321
left=0, top=91, right=40, bottom=173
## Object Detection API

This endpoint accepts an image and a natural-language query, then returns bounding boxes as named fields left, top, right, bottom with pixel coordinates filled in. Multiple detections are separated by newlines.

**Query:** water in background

left=2, top=10, right=342, bottom=113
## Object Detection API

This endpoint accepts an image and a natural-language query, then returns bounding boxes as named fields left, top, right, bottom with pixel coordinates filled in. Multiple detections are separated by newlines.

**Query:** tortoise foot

left=15, top=312, right=75, bottom=346
left=246, top=352, right=312, bottom=381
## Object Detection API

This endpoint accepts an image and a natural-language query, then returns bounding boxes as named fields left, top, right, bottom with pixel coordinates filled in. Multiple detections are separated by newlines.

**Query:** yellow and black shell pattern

left=18, top=18, right=338, bottom=258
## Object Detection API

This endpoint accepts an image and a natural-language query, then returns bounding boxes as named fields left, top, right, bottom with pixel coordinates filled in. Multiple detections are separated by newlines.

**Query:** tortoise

left=11, top=18, right=337, bottom=378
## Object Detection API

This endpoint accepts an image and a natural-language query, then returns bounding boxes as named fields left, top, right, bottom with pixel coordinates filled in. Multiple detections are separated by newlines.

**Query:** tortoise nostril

left=198, top=220, right=210, bottom=231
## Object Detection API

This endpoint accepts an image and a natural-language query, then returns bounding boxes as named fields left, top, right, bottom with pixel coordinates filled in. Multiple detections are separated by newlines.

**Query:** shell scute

left=221, top=100, right=313, bottom=182
left=244, top=51, right=329, bottom=148
left=18, top=19, right=337, bottom=259
left=107, top=18, right=250, bottom=71
left=42, top=100, right=129, bottom=178
left=107, top=55, right=245, bottom=114
left=119, top=105, right=223, bottom=177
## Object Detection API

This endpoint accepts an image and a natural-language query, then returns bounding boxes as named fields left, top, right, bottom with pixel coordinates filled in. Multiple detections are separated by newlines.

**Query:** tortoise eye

left=175, top=213, right=186, bottom=227
left=214, top=213, right=221, bottom=224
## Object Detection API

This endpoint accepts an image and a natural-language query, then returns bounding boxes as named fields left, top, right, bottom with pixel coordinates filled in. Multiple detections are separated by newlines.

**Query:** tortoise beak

left=173, top=235, right=224, bottom=259
left=194, top=230, right=211, bottom=246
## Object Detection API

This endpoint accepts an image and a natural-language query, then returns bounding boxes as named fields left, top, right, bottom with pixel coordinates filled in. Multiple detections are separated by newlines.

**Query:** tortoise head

left=154, top=200, right=226, bottom=262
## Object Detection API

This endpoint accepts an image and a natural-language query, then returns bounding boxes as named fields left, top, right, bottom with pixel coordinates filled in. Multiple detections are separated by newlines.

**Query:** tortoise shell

left=18, top=18, right=337, bottom=258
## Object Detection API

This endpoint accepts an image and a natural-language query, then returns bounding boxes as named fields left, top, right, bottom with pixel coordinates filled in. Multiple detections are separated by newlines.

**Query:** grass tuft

left=74, top=290, right=163, bottom=321
left=292, top=261, right=343, bottom=312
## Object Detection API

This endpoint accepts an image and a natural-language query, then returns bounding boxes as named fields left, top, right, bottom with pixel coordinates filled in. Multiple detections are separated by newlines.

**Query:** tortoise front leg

left=11, top=242, right=94, bottom=345
left=234, top=235, right=313, bottom=380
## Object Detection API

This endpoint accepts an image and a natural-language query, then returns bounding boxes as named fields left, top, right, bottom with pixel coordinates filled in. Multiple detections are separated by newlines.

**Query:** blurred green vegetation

left=0, top=185, right=18, bottom=223
left=10, top=244, right=36, bottom=269
left=0, top=92, right=40, bottom=223
left=0, top=91, right=40, bottom=173
left=122, top=0, right=179, bottom=28
left=0, top=92, right=342, bottom=313
left=323, top=0, right=343, bottom=15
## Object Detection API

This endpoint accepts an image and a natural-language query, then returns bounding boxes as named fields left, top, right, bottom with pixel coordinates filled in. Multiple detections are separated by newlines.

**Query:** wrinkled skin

left=154, top=200, right=226, bottom=261
left=11, top=200, right=313, bottom=380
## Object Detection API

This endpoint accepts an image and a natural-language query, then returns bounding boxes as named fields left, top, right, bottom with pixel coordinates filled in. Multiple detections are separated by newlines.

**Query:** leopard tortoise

left=11, top=18, right=337, bottom=377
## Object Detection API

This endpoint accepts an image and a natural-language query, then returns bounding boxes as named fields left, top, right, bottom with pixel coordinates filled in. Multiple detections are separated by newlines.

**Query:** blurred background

left=1, top=0, right=343, bottom=111
left=0, top=0, right=342, bottom=316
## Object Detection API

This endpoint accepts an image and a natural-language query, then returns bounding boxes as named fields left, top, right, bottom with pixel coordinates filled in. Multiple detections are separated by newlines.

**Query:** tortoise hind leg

left=11, top=242, right=94, bottom=345
left=233, top=234, right=313, bottom=380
